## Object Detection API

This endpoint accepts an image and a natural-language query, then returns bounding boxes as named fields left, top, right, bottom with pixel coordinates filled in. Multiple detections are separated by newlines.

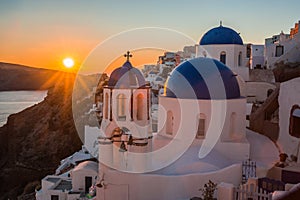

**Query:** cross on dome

left=124, top=51, right=132, bottom=62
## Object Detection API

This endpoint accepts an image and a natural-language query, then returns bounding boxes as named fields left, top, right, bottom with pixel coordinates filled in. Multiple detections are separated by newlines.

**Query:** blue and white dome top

left=200, top=23, right=243, bottom=45
left=164, top=57, right=241, bottom=100
left=107, top=51, right=146, bottom=88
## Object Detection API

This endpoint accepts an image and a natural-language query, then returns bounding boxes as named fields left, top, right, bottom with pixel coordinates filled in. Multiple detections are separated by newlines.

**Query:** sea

left=0, top=91, right=47, bottom=127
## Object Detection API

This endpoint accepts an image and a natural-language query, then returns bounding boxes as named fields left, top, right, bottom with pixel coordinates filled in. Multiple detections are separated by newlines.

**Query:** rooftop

left=54, top=180, right=72, bottom=191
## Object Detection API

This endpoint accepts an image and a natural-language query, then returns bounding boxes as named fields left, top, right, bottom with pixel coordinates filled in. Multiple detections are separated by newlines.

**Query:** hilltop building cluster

left=36, top=20, right=300, bottom=200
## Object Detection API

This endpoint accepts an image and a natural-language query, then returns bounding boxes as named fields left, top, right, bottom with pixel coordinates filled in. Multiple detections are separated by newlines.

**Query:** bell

left=119, top=141, right=127, bottom=152
left=128, top=135, right=133, bottom=145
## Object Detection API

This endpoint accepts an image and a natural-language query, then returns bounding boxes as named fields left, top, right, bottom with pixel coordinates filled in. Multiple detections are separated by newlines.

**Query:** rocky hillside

left=0, top=65, right=101, bottom=199
left=273, top=62, right=300, bottom=82
left=0, top=62, right=65, bottom=91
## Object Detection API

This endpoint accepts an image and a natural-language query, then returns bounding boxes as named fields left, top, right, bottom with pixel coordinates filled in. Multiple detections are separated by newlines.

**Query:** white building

left=264, top=21, right=300, bottom=68
left=145, top=71, right=157, bottom=83
left=145, top=71, right=164, bottom=90
left=71, top=161, right=98, bottom=193
left=36, top=146, right=98, bottom=200
left=250, top=44, right=264, bottom=69
left=36, top=160, right=98, bottom=200
left=277, top=77, right=300, bottom=161
left=196, top=23, right=249, bottom=81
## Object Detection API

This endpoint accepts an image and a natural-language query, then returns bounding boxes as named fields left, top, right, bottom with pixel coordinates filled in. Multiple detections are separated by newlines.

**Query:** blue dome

left=108, top=61, right=146, bottom=88
left=200, top=26, right=243, bottom=45
left=164, top=57, right=240, bottom=99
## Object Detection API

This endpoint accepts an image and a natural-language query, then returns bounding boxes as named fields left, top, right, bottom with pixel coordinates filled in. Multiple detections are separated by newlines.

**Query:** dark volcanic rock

left=0, top=74, right=83, bottom=200
left=0, top=62, right=66, bottom=91
left=273, top=62, right=300, bottom=82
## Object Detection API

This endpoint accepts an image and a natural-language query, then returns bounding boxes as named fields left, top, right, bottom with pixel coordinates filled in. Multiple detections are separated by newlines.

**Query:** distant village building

left=143, top=64, right=155, bottom=72
left=250, top=44, right=264, bottom=69
left=264, top=21, right=300, bottom=68
left=182, top=45, right=197, bottom=60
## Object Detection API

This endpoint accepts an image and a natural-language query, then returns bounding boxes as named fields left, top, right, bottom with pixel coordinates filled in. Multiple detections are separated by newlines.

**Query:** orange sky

left=0, top=32, right=98, bottom=72
left=103, top=49, right=165, bottom=75
left=0, top=28, right=165, bottom=74
left=1, top=1, right=299, bottom=74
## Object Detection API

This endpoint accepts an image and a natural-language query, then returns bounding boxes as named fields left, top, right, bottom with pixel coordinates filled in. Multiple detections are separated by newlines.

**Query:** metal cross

left=124, top=51, right=132, bottom=61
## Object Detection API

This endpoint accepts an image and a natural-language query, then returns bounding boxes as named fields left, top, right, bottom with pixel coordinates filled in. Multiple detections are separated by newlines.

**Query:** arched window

left=117, top=94, right=126, bottom=121
left=166, top=111, right=173, bottom=135
left=104, top=93, right=109, bottom=119
left=289, top=105, right=300, bottom=138
left=220, top=51, right=226, bottom=64
left=136, top=94, right=144, bottom=120
left=197, top=113, right=206, bottom=139
left=267, top=89, right=274, bottom=97
left=229, top=112, right=237, bottom=139
left=238, top=52, right=242, bottom=66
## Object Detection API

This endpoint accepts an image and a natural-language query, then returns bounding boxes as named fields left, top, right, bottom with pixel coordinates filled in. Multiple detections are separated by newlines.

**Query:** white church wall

left=197, top=44, right=247, bottom=68
left=97, top=164, right=242, bottom=200
left=99, top=86, right=152, bottom=172
left=220, top=98, right=247, bottom=142
left=158, top=97, right=247, bottom=143
left=102, top=88, right=151, bottom=139
left=196, top=44, right=249, bottom=81
left=112, top=89, right=132, bottom=123
left=278, top=77, right=300, bottom=161
left=132, top=89, right=149, bottom=123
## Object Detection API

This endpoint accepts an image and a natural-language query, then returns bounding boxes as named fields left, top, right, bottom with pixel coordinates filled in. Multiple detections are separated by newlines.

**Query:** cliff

left=273, top=62, right=300, bottom=82
left=0, top=62, right=67, bottom=91
left=0, top=69, right=101, bottom=199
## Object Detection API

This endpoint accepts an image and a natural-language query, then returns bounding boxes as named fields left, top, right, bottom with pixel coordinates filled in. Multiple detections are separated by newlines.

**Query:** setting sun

left=63, top=58, right=74, bottom=68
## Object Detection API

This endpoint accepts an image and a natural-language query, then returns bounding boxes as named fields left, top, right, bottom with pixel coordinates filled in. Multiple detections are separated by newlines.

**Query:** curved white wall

left=278, top=78, right=300, bottom=161
left=97, top=164, right=242, bottom=200
left=158, top=96, right=247, bottom=144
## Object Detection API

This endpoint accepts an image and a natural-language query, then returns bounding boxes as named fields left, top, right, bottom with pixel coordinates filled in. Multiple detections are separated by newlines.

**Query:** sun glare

left=63, top=58, right=74, bottom=68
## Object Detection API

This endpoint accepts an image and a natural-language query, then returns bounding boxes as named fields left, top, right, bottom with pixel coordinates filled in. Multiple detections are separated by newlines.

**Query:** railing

left=235, top=184, right=272, bottom=200
left=242, top=159, right=256, bottom=184
left=258, top=177, right=285, bottom=193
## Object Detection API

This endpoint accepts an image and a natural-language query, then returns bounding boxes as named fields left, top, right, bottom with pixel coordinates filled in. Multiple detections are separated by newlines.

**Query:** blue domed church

left=96, top=53, right=254, bottom=200
left=196, top=22, right=249, bottom=81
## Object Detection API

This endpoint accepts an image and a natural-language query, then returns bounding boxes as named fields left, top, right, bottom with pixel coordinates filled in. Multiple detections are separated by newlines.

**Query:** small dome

left=200, top=25, right=243, bottom=45
left=108, top=61, right=146, bottom=88
left=164, top=57, right=240, bottom=100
